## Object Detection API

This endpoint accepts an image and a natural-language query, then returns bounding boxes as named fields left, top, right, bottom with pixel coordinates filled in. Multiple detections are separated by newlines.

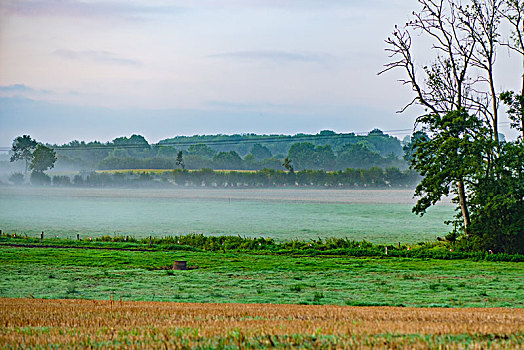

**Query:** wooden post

left=149, top=236, right=152, bottom=248
left=398, top=242, right=400, bottom=249
left=77, top=234, right=80, bottom=240
left=41, top=232, right=44, bottom=243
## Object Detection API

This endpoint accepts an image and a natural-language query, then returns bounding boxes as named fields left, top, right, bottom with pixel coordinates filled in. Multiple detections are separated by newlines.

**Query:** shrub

left=9, top=173, right=25, bottom=185
left=30, top=171, right=51, bottom=186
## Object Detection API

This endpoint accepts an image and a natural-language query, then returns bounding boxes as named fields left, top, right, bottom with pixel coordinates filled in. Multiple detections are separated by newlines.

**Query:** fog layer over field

left=0, top=187, right=453, bottom=243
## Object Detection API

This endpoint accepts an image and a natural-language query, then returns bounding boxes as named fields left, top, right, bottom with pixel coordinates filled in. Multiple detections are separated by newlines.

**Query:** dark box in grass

left=173, top=261, right=187, bottom=270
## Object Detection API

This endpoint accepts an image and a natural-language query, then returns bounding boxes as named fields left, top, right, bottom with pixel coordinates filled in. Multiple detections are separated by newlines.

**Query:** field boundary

left=2, top=233, right=524, bottom=262
left=0, top=242, right=151, bottom=252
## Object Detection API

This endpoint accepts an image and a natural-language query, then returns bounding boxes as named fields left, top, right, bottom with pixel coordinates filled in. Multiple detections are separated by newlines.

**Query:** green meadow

left=0, top=187, right=452, bottom=243
left=0, top=245, right=522, bottom=308
left=2, top=187, right=520, bottom=309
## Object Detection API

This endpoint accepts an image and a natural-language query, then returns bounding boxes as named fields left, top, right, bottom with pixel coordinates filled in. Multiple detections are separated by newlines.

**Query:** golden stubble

left=1, top=298, right=522, bottom=348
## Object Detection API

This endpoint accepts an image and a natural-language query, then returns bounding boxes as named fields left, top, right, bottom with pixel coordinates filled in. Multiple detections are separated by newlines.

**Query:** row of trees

left=158, top=129, right=404, bottom=158
left=30, top=167, right=420, bottom=189
left=382, top=0, right=523, bottom=253
left=49, top=129, right=405, bottom=170
left=94, top=141, right=406, bottom=171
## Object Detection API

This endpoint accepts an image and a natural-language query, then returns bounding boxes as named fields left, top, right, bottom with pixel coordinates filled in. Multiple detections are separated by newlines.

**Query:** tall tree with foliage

left=186, top=143, right=217, bottom=158
left=381, top=0, right=523, bottom=252
left=10, top=135, right=37, bottom=175
left=175, top=151, right=185, bottom=170
left=250, top=143, right=272, bottom=160
left=29, top=144, right=57, bottom=186
left=30, top=145, right=57, bottom=173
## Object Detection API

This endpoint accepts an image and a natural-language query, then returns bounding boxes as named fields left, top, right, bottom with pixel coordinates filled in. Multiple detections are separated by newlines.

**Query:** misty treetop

left=8, top=135, right=57, bottom=185
left=41, top=130, right=407, bottom=171
left=158, top=129, right=404, bottom=157
left=36, top=167, right=420, bottom=189
left=10, top=135, right=37, bottom=174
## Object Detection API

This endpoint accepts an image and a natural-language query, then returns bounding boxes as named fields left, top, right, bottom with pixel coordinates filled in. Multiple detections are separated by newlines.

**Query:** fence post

left=77, top=234, right=80, bottom=241
left=41, top=232, right=44, bottom=243
left=149, top=236, right=152, bottom=248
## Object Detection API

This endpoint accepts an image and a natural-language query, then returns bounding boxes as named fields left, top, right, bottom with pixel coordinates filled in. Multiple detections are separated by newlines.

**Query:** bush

left=52, top=175, right=71, bottom=186
left=30, top=171, right=51, bottom=186
left=8, top=173, right=25, bottom=185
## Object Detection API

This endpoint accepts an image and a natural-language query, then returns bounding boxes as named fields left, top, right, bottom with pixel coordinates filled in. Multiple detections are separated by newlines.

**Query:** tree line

left=49, top=129, right=407, bottom=171
left=93, top=141, right=406, bottom=171
left=42, top=167, right=420, bottom=189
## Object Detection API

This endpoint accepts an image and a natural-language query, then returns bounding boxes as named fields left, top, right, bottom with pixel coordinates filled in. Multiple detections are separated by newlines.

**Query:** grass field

left=1, top=187, right=520, bottom=348
left=0, top=187, right=453, bottom=243
left=1, top=245, right=522, bottom=308
left=1, top=298, right=522, bottom=348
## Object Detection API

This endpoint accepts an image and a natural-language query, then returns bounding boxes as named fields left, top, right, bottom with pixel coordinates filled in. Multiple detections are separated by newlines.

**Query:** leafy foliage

left=10, top=135, right=37, bottom=174
left=175, top=151, right=185, bottom=170
left=382, top=0, right=524, bottom=253
left=500, top=91, right=524, bottom=138
left=51, top=130, right=406, bottom=171
left=30, top=145, right=57, bottom=173
left=2, top=232, right=523, bottom=261
left=8, top=173, right=24, bottom=185
left=250, top=143, right=272, bottom=160
left=44, top=167, right=419, bottom=188
left=30, top=171, right=51, bottom=186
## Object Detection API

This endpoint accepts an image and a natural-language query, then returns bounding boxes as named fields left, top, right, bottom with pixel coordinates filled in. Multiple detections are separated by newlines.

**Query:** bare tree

left=458, top=0, right=504, bottom=143
left=379, top=0, right=482, bottom=231
left=381, top=0, right=524, bottom=237
left=380, top=1, right=479, bottom=113
left=500, top=0, right=524, bottom=138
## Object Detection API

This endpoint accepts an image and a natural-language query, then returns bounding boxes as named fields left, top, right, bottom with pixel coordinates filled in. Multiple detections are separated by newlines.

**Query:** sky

left=0, top=0, right=521, bottom=146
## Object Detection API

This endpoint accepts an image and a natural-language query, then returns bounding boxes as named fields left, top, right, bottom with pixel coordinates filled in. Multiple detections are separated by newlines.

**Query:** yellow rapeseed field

left=96, top=169, right=173, bottom=174
left=1, top=298, right=522, bottom=349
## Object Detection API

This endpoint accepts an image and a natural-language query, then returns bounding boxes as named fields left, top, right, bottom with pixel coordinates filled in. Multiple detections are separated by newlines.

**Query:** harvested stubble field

left=1, top=298, right=522, bottom=349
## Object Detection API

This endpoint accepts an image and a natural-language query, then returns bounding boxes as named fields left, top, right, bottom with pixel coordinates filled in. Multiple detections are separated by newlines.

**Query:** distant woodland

left=0, top=129, right=419, bottom=188
left=47, top=129, right=408, bottom=171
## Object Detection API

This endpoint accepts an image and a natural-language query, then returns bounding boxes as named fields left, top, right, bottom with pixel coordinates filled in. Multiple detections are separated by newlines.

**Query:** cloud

left=205, top=100, right=294, bottom=111
left=0, top=84, right=36, bottom=93
left=208, top=50, right=331, bottom=64
left=0, top=96, right=414, bottom=146
left=181, top=0, right=386, bottom=11
left=52, top=49, right=142, bottom=66
left=1, top=0, right=184, bottom=20
left=0, top=84, right=51, bottom=96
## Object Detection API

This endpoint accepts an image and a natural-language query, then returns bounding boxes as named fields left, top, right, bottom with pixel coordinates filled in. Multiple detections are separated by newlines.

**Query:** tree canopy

left=381, top=0, right=524, bottom=253
left=30, top=145, right=57, bottom=173
left=10, top=135, right=37, bottom=174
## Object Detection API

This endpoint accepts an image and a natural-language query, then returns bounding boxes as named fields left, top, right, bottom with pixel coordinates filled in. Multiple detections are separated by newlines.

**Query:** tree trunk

left=488, top=67, right=498, bottom=144
left=457, top=179, right=471, bottom=234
